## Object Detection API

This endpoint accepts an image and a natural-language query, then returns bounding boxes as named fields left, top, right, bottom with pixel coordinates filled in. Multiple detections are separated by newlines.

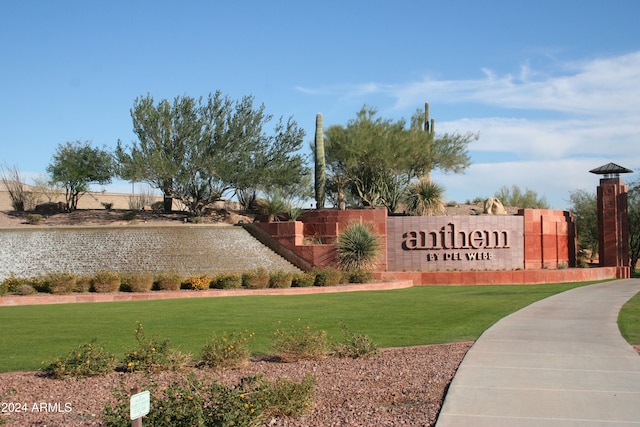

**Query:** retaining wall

left=0, top=226, right=298, bottom=280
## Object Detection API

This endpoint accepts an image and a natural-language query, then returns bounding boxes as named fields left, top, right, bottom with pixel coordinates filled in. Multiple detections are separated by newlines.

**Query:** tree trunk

left=163, top=196, right=173, bottom=213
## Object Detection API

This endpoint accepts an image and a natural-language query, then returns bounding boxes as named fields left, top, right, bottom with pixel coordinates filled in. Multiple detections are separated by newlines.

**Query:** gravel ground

left=0, top=343, right=472, bottom=427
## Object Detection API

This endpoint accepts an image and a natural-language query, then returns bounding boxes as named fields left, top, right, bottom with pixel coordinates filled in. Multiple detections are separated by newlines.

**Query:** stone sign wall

left=387, top=216, right=525, bottom=271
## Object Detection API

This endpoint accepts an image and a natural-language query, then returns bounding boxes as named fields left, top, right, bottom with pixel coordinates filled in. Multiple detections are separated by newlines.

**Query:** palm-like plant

left=404, top=179, right=446, bottom=216
left=336, top=222, right=381, bottom=271
left=256, top=193, right=288, bottom=222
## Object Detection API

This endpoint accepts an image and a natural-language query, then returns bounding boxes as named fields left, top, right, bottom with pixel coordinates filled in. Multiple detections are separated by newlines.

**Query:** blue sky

left=2, top=0, right=639, bottom=209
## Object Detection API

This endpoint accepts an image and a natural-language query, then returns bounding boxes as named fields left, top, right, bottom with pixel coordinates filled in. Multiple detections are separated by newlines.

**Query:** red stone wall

left=254, top=208, right=388, bottom=270
left=521, top=209, right=577, bottom=269
left=376, top=267, right=617, bottom=286
left=255, top=208, right=581, bottom=277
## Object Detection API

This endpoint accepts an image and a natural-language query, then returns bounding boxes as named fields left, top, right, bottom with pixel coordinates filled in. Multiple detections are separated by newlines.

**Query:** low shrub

left=122, top=210, right=137, bottom=221
left=91, top=271, right=121, bottom=293
left=121, top=374, right=315, bottom=426
left=15, top=284, right=36, bottom=295
left=104, top=373, right=316, bottom=427
left=154, top=272, right=182, bottom=291
left=291, top=272, right=315, bottom=288
left=185, top=274, right=211, bottom=291
left=261, top=373, right=316, bottom=418
left=74, top=275, right=92, bottom=292
left=332, top=321, right=378, bottom=359
left=201, top=330, right=254, bottom=369
left=44, top=339, right=117, bottom=379
left=122, top=273, right=154, bottom=292
left=1, top=275, right=25, bottom=295
left=42, top=272, right=76, bottom=294
left=271, top=319, right=327, bottom=362
left=212, top=273, right=242, bottom=289
left=103, top=375, right=206, bottom=427
left=269, top=270, right=293, bottom=289
left=346, top=268, right=374, bottom=284
left=242, top=268, right=270, bottom=289
left=123, top=322, right=191, bottom=373
left=26, top=213, right=42, bottom=225
left=313, top=267, right=343, bottom=287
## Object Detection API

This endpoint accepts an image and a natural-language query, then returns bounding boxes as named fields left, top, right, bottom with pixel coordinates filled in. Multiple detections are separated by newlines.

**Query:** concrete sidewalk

left=436, top=279, right=640, bottom=427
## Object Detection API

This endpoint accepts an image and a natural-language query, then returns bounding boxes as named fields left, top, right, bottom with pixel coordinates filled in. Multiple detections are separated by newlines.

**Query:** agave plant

left=404, top=179, right=446, bottom=216
left=336, top=222, right=381, bottom=271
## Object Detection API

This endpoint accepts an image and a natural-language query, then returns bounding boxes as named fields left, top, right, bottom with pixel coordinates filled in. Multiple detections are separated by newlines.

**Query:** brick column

left=597, top=177, right=630, bottom=278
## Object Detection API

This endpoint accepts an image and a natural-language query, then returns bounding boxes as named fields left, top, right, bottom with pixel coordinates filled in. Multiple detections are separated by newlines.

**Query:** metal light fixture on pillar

left=589, top=162, right=633, bottom=278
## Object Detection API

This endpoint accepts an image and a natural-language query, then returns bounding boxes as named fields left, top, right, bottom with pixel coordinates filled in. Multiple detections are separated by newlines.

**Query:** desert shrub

left=261, top=373, right=316, bottom=418
left=91, top=271, right=121, bottom=293
left=122, top=210, right=137, bottom=221
left=332, top=321, right=378, bottom=359
left=123, top=322, right=191, bottom=373
left=242, top=268, right=270, bottom=289
left=100, top=202, right=113, bottom=210
left=269, top=270, right=293, bottom=288
left=44, top=339, right=117, bottom=379
left=103, top=375, right=206, bottom=427
left=336, top=222, right=380, bottom=271
left=26, top=213, right=42, bottom=225
left=313, top=267, right=343, bottom=287
left=103, top=373, right=315, bottom=427
left=41, top=272, right=76, bottom=294
left=154, top=272, right=182, bottom=291
left=15, top=284, right=36, bottom=295
left=1, top=275, right=26, bottom=295
left=291, top=272, right=315, bottom=288
left=201, top=330, right=254, bottom=369
left=122, top=273, right=154, bottom=292
left=185, top=274, right=211, bottom=291
left=271, top=319, right=327, bottom=362
left=346, top=268, right=374, bottom=283
left=74, top=275, right=92, bottom=292
left=212, top=273, right=242, bottom=289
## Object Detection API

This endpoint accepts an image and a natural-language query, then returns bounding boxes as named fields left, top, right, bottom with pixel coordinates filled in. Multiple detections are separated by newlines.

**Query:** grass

left=0, top=280, right=631, bottom=372
left=619, top=290, right=640, bottom=344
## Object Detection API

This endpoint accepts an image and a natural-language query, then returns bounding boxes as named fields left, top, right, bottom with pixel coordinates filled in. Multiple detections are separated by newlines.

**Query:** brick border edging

left=0, top=280, right=414, bottom=307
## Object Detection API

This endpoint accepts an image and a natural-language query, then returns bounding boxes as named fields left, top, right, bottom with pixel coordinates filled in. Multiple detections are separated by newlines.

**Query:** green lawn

left=619, top=290, right=640, bottom=344
left=0, top=280, right=635, bottom=372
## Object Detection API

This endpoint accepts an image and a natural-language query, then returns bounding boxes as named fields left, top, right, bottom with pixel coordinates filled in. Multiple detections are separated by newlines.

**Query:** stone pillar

left=596, top=177, right=630, bottom=278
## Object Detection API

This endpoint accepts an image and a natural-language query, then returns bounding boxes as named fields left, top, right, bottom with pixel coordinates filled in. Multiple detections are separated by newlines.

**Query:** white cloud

left=297, top=51, right=640, bottom=209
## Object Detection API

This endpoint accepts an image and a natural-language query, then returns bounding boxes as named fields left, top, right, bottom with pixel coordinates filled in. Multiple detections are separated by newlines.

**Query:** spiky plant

left=336, top=222, right=380, bottom=271
left=404, top=179, right=446, bottom=216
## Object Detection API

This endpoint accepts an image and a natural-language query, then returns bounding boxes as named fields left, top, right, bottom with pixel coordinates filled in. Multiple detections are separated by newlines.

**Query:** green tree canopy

left=568, top=189, right=598, bottom=260
left=628, top=177, right=640, bottom=273
left=494, top=185, right=549, bottom=209
left=47, top=140, right=114, bottom=210
left=324, top=106, right=474, bottom=212
left=116, top=92, right=307, bottom=214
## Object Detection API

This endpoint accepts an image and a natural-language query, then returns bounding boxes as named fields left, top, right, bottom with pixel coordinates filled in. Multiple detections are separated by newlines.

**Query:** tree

left=568, top=189, right=598, bottom=261
left=494, top=185, right=549, bottom=209
left=116, top=93, right=228, bottom=212
left=47, top=140, right=114, bottom=210
left=116, top=92, right=307, bottom=214
left=628, top=177, right=640, bottom=274
left=324, top=106, right=474, bottom=212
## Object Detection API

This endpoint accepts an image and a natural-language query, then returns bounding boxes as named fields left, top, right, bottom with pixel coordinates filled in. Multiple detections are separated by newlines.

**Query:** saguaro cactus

left=314, top=112, right=326, bottom=209
left=423, top=102, right=435, bottom=181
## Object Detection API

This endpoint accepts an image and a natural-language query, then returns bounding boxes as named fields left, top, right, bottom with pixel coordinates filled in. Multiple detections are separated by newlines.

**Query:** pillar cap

left=589, top=162, right=633, bottom=176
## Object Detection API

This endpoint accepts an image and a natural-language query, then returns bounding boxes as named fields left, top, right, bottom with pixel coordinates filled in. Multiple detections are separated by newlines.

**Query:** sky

left=1, top=0, right=639, bottom=210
